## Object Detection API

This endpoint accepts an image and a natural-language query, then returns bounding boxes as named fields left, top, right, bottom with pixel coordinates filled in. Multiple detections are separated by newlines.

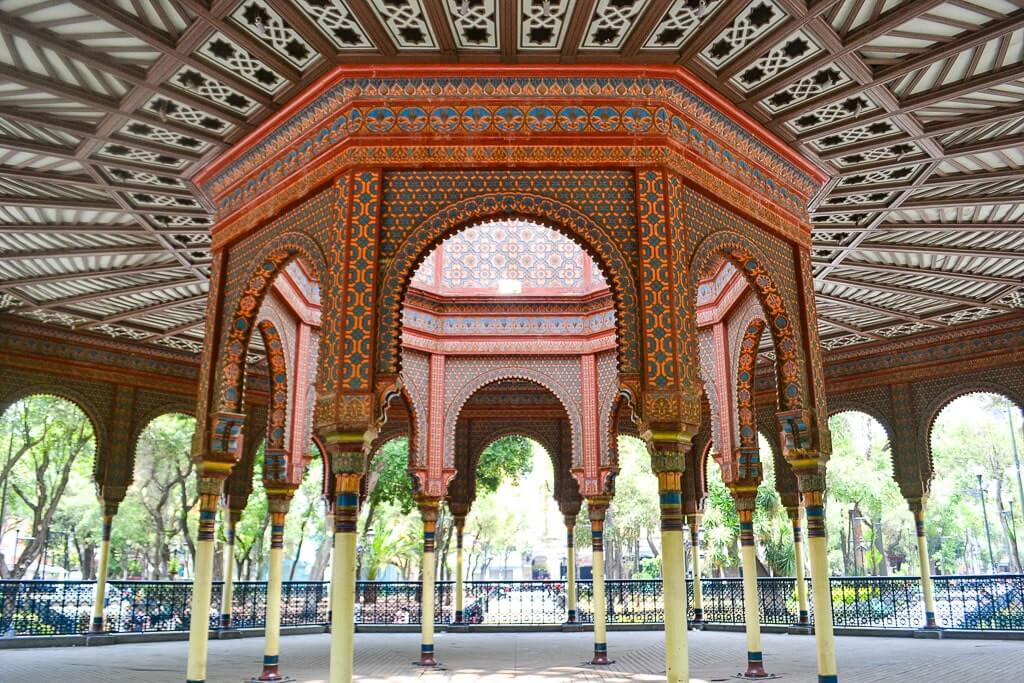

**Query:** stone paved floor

left=3, top=630, right=1023, bottom=682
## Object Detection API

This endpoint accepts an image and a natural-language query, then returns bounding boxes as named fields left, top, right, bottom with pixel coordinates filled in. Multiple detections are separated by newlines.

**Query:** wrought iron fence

left=933, top=575, right=1024, bottom=631
left=2, top=575, right=1022, bottom=637
left=829, top=577, right=923, bottom=628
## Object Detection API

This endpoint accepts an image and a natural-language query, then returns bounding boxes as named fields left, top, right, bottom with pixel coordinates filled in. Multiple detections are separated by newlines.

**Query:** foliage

left=116, top=413, right=197, bottom=580
left=0, top=395, right=96, bottom=579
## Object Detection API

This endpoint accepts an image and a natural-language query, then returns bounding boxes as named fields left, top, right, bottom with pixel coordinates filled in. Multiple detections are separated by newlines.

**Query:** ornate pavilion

left=0, top=3, right=1022, bottom=683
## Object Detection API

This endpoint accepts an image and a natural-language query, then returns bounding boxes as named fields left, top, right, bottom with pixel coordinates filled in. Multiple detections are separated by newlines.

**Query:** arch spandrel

left=378, top=187, right=641, bottom=379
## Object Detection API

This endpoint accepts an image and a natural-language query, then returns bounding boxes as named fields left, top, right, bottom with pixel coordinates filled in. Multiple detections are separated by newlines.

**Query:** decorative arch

left=690, top=230, right=803, bottom=412
left=444, top=368, right=581, bottom=476
left=736, top=318, right=767, bottom=451
left=131, top=405, right=197, bottom=457
left=0, top=385, right=105, bottom=459
left=922, top=383, right=1024, bottom=466
left=826, top=402, right=895, bottom=448
left=217, top=232, right=325, bottom=415
left=378, top=193, right=638, bottom=376
left=257, top=320, right=290, bottom=452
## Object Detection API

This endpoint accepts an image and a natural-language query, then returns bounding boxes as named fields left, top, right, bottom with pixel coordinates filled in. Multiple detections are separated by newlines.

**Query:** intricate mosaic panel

left=232, top=0, right=319, bottom=68
left=685, top=188, right=805, bottom=412
left=700, top=0, right=787, bottom=68
left=519, top=0, right=574, bottom=50
left=341, top=170, right=380, bottom=391
left=762, top=64, right=851, bottom=114
left=444, top=0, right=498, bottom=49
left=442, top=356, right=583, bottom=471
left=295, top=0, right=373, bottom=48
left=198, top=33, right=288, bottom=94
left=377, top=170, right=640, bottom=375
left=170, top=65, right=258, bottom=115
left=787, top=95, right=878, bottom=134
left=638, top=170, right=674, bottom=389
left=367, top=0, right=436, bottom=49
left=581, top=0, right=649, bottom=50
left=204, top=74, right=818, bottom=217
left=411, top=220, right=598, bottom=292
left=731, top=30, right=821, bottom=92
left=644, top=0, right=725, bottom=49
left=257, top=320, right=289, bottom=451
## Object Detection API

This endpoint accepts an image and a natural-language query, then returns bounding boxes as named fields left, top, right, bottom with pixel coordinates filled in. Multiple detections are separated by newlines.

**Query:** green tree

left=0, top=396, right=96, bottom=579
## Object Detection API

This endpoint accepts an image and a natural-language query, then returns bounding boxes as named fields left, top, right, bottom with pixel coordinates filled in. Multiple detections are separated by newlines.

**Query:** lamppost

left=975, top=468, right=997, bottom=573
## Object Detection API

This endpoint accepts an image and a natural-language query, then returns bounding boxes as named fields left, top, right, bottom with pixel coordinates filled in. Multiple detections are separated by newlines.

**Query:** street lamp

left=974, top=467, right=997, bottom=573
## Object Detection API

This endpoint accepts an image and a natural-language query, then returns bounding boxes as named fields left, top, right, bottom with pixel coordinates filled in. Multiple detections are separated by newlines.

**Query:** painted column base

left=817, top=676, right=839, bottom=683
left=83, top=633, right=116, bottom=646
left=213, top=628, right=243, bottom=640
left=787, top=623, right=814, bottom=636
left=252, top=656, right=294, bottom=682
left=738, top=652, right=772, bottom=679
left=564, top=609, right=577, bottom=625
left=590, top=643, right=612, bottom=665
left=415, top=644, right=438, bottom=667
left=454, top=610, right=464, bottom=624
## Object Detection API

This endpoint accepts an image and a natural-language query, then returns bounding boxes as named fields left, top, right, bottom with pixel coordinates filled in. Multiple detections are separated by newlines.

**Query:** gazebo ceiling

left=0, top=0, right=1021, bottom=356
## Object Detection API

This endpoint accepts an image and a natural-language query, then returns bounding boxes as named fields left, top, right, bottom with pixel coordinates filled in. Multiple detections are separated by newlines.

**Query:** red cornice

left=195, top=64, right=827, bottom=190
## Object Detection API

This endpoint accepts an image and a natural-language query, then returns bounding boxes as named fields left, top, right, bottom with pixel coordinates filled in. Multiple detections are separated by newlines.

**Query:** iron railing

left=2, top=575, right=1022, bottom=637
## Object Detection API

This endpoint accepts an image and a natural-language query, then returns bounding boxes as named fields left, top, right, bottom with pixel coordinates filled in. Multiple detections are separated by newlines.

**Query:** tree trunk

left=308, top=534, right=332, bottom=582
left=994, top=477, right=1022, bottom=571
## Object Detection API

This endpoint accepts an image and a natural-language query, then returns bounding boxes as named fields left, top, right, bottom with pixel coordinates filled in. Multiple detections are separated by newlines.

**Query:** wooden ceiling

left=0, top=0, right=1021, bottom=356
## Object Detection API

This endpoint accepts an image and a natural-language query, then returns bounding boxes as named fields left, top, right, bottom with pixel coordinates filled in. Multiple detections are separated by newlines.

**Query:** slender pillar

left=329, top=471, right=361, bottom=683
left=657, top=471, right=689, bottom=683
left=911, top=502, right=939, bottom=629
left=454, top=515, right=466, bottom=625
left=256, top=495, right=292, bottom=681
left=220, top=509, right=240, bottom=630
left=788, top=507, right=811, bottom=628
left=688, top=514, right=704, bottom=625
left=186, top=476, right=224, bottom=683
left=89, top=503, right=117, bottom=633
left=736, top=495, right=769, bottom=678
left=804, top=490, right=838, bottom=683
left=565, top=515, right=578, bottom=623
left=416, top=497, right=441, bottom=666
left=588, top=499, right=611, bottom=665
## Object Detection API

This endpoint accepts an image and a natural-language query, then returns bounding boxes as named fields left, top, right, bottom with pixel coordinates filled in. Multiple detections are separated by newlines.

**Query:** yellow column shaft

left=804, top=493, right=837, bottom=681
left=790, top=511, right=806, bottom=626
left=689, top=517, right=704, bottom=624
left=455, top=536, right=464, bottom=623
left=416, top=497, right=440, bottom=665
left=220, top=514, right=236, bottom=629
left=261, top=545, right=284, bottom=674
left=566, top=541, right=577, bottom=621
left=90, top=513, right=113, bottom=633
left=329, top=530, right=357, bottom=682
left=186, top=483, right=220, bottom=683
left=592, top=547, right=606, bottom=649
left=662, top=527, right=689, bottom=683
left=915, top=509, right=938, bottom=628
left=329, top=470, right=361, bottom=683
left=737, top=503, right=767, bottom=678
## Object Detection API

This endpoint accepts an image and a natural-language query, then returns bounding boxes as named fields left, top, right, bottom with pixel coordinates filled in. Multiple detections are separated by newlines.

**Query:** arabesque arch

left=379, top=195, right=638, bottom=377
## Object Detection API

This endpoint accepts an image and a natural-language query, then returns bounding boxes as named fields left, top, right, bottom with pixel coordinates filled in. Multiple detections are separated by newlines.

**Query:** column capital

left=906, top=496, right=927, bottom=513
left=416, top=495, right=442, bottom=522
left=785, top=505, right=801, bottom=522
left=587, top=496, right=611, bottom=520
left=563, top=514, right=577, bottom=530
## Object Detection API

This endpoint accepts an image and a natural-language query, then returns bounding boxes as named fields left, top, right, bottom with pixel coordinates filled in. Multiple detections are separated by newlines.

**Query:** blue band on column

left=421, top=644, right=434, bottom=653
left=747, top=651, right=763, bottom=662
left=818, top=676, right=838, bottom=683
left=263, top=655, right=279, bottom=664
